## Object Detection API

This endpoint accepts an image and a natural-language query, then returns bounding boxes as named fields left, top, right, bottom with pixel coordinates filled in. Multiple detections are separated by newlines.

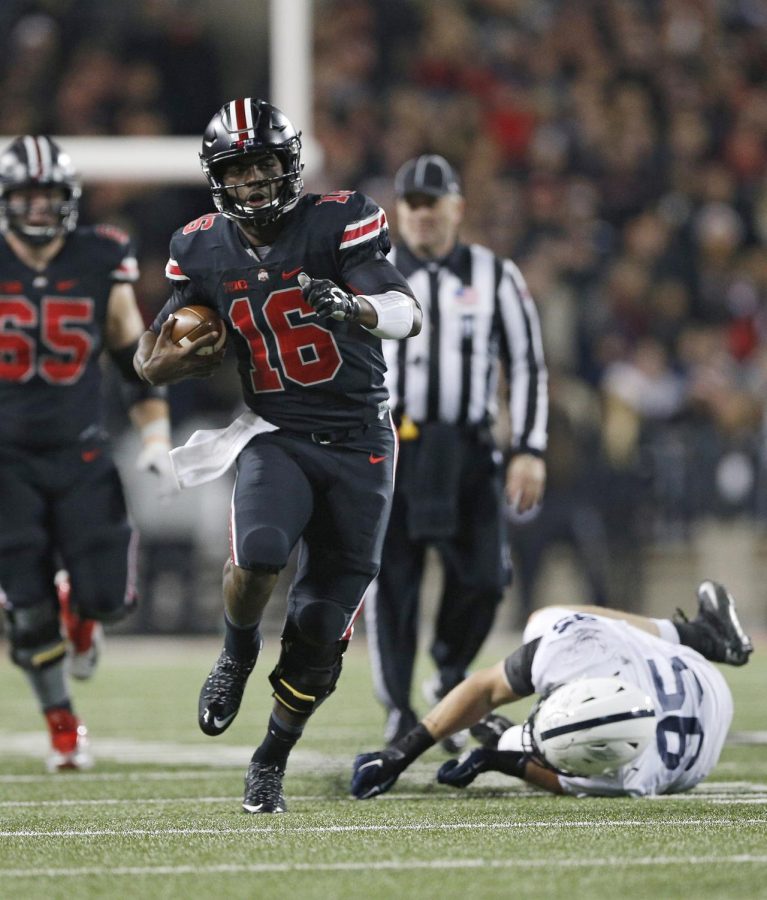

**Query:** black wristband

left=390, top=723, right=435, bottom=765
left=485, top=749, right=528, bottom=779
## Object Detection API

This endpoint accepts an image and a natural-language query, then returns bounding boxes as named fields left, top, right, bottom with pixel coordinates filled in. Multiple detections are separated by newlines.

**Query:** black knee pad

left=269, top=618, right=349, bottom=716
left=238, top=525, right=292, bottom=571
left=5, top=602, right=67, bottom=671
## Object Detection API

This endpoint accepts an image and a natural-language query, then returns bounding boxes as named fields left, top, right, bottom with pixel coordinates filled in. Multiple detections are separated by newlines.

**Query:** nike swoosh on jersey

left=369, top=454, right=388, bottom=464
left=282, top=266, right=303, bottom=280
left=81, top=448, right=101, bottom=463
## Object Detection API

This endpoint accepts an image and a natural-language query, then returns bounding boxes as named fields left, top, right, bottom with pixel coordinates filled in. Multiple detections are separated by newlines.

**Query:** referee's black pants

left=365, top=431, right=510, bottom=724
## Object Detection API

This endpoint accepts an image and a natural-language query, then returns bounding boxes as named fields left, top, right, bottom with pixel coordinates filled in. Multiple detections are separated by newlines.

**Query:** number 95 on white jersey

left=525, top=609, right=734, bottom=797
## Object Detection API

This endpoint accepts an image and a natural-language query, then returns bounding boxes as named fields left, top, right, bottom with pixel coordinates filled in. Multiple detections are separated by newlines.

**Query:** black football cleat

left=198, top=648, right=256, bottom=736
left=675, top=581, right=753, bottom=666
left=242, top=759, right=287, bottom=813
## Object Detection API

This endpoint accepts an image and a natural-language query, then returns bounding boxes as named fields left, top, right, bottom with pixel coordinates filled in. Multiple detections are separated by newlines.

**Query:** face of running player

left=7, top=185, right=68, bottom=240
left=221, top=152, right=285, bottom=215
left=397, top=191, right=464, bottom=260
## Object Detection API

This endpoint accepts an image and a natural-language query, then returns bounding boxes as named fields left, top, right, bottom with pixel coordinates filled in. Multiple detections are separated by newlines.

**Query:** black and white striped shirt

left=384, top=241, right=548, bottom=455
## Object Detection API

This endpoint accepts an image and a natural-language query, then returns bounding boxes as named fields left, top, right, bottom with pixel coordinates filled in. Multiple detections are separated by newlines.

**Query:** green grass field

left=1, top=631, right=765, bottom=900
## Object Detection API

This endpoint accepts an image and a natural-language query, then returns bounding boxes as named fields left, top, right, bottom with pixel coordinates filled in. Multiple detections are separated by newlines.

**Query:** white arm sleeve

left=360, top=290, right=415, bottom=339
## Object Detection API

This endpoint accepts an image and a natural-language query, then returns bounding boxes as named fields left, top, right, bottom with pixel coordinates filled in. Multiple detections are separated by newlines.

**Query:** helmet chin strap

left=11, top=221, right=63, bottom=246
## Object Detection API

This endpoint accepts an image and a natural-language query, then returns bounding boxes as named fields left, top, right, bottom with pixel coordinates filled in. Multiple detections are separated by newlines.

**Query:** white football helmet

left=522, top=676, right=656, bottom=776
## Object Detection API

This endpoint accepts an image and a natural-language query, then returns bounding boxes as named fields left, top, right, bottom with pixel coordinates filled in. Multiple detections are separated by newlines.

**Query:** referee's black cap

left=394, top=154, right=461, bottom=198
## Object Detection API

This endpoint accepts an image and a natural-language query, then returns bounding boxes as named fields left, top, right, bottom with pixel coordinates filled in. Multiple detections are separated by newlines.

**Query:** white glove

left=136, top=440, right=174, bottom=477
left=135, top=420, right=177, bottom=498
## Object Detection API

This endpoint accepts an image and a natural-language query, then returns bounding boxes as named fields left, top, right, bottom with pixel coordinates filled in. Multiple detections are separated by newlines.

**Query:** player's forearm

left=360, top=290, right=422, bottom=339
left=422, top=665, right=515, bottom=741
left=129, top=397, right=172, bottom=458
left=128, top=397, right=169, bottom=432
left=134, top=331, right=159, bottom=382
left=522, top=761, right=564, bottom=794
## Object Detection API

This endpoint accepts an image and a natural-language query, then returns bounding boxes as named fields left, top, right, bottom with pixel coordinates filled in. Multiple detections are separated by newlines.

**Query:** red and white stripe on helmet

left=21, top=135, right=56, bottom=181
left=224, top=99, right=258, bottom=142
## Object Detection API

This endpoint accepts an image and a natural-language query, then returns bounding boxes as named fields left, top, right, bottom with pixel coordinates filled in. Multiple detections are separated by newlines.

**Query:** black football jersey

left=153, top=192, right=401, bottom=431
left=0, top=226, right=139, bottom=448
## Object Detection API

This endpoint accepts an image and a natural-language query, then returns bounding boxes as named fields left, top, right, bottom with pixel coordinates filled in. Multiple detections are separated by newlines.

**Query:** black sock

left=389, top=723, right=435, bottom=765
left=674, top=621, right=720, bottom=662
left=253, top=712, right=307, bottom=770
left=223, top=615, right=261, bottom=664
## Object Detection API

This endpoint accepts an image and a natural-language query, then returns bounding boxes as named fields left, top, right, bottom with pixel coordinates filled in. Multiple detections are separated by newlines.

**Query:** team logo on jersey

left=257, top=270, right=269, bottom=282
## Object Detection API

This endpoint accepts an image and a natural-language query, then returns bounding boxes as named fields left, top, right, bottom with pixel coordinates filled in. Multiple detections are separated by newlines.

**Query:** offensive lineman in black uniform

left=135, top=98, right=422, bottom=813
left=0, top=136, right=172, bottom=770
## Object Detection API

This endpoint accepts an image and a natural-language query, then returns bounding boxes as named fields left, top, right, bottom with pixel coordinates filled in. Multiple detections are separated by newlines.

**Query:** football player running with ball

left=135, top=98, right=421, bottom=813
left=0, top=136, right=172, bottom=770
left=351, top=581, right=752, bottom=799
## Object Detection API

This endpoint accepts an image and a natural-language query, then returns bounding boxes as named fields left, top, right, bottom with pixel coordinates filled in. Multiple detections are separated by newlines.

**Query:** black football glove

left=437, top=748, right=495, bottom=788
left=298, top=273, right=361, bottom=322
left=437, top=747, right=528, bottom=788
left=468, top=713, right=515, bottom=749
left=351, top=748, right=407, bottom=799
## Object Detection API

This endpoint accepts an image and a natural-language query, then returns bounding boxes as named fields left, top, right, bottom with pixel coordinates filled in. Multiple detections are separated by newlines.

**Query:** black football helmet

left=0, top=135, right=81, bottom=244
left=199, top=98, right=303, bottom=227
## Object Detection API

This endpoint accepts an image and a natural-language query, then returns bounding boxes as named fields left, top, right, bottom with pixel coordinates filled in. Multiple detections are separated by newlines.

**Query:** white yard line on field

left=1, top=817, right=765, bottom=838
left=2, top=854, right=767, bottom=878
left=0, top=732, right=335, bottom=768
left=2, top=785, right=766, bottom=809
left=0, top=769, right=236, bottom=783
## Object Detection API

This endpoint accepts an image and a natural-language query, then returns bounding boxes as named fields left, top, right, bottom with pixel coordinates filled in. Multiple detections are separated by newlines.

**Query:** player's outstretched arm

left=134, top=318, right=224, bottom=385
left=437, top=747, right=562, bottom=794
left=351, top=663, right=518, bottom=799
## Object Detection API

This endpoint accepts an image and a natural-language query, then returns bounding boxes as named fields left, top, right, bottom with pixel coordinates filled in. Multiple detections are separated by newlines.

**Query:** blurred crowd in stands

left=3, top=0, right=767, bottom=622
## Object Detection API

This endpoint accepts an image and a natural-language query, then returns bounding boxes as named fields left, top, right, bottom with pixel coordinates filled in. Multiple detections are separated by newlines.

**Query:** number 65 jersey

left=0, top=226, right=138, bottom=448
left=153, top=192, right=413, bottom=432
left=523, top=609, right=734, bottom=797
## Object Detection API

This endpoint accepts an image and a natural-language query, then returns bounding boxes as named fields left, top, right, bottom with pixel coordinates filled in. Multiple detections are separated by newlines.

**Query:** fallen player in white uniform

left=351, top=581, right=752, bottom=798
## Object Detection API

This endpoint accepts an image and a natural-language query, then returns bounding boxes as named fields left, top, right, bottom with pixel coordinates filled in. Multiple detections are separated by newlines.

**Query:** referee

left=364, top=154, right=548, bottom=749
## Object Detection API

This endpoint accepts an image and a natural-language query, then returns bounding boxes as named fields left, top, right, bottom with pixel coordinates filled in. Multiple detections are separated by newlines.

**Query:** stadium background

left=2, top=0, right=767, bottom=635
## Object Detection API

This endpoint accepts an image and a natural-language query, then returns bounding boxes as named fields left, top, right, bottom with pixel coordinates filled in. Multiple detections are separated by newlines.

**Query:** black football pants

left=0, top=439, right=136, bottom=664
